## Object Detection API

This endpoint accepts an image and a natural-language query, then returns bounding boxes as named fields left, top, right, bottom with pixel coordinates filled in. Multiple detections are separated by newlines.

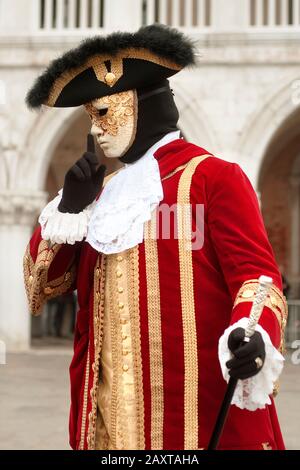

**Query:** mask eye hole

left=98, top=108, right=108, bottom=117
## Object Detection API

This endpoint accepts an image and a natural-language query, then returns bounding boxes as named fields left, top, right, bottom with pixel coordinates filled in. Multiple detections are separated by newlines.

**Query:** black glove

left=58, top=134, right=106, bottom=214
left=226, top=327, right=266, bottom=380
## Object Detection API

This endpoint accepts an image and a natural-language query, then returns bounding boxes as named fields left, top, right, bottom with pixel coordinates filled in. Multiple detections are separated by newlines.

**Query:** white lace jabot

left=39, top=131, right=180, bottom=254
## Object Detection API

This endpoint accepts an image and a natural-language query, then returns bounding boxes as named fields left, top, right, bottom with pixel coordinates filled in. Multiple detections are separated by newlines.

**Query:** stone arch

left=236, top=73, right=300, bottom=188
left=20, top=106, right=85, bottom=192
left=254, top=93, right=300, bottom=298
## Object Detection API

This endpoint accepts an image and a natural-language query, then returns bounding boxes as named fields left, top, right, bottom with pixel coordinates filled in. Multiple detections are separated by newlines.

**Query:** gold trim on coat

left=162, top=155, right=213, bottom=182
left=144, top=214, right=164, bottom=450
left=127, top=247, right=145, bottom=450
left=177, top=155, right=211, bottom=450
left=86, top=255, right=107, bottom=449
left=233, top=279, right=288, bottom=353
left=79, top=349, right=90, bottom=450
left=107, top=254, right=121, bottom=449
left=23, top=241, right=76, bottom=315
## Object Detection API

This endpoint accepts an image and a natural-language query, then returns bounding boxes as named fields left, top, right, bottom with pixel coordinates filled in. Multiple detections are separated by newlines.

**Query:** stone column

left=210, top=0, right=249, bottom=29
left=104, top=0, right=142, bottom=30
left=0, top=191, right=46, bottom=351
left=0, top=0, right=40, bottom=33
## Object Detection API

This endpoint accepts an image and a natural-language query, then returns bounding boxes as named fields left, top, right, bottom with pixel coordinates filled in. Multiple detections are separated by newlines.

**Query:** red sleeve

left=207, top=161, right=287, bottom=349
left=24, top=225, right=81, bottom=315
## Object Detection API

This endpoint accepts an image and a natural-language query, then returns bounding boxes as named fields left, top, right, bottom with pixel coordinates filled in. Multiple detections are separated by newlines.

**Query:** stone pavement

left=0, top=346, right=299, bottom=450
left=0, top=343, right=72, bottom=450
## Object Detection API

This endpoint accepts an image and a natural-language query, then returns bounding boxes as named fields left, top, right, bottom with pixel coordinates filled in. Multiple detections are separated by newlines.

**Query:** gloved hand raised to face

left=226, top=327, right=266, bottom=380
left=58, top=134, right=106, bottom=214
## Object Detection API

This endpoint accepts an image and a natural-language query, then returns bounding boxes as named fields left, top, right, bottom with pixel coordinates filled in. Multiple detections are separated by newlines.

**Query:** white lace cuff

left=38, top=190, right=96, bottom=245
left=218, top=317, right=284, bottom=411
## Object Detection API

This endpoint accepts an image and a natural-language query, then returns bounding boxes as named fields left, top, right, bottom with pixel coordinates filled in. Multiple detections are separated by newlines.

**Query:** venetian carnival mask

left=85, top=90, right=138, bottom=159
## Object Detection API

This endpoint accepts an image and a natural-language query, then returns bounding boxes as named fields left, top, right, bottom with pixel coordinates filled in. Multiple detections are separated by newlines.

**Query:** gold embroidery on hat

left=92, top=57, right=123, bottom=87
left=46, top=48, right=181, bottom=107
left=91, top=60, right=110, bottom=83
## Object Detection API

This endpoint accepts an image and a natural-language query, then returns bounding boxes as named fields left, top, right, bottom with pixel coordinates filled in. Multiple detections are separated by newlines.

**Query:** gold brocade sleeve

left=23, top=240, right=76, bottom=316
left=23, top=174, right=118, bottom=318
left=233, top=279, right=288, bottom=354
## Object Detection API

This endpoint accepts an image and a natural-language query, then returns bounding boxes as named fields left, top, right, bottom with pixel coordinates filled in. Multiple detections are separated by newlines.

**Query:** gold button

left=270, top=295, right=278, bottom=307
left=29, top=275, right=33, bottom=283
left=118, top=302, right=124, bottom=309
left=96, top=267, right=101, bottom=277
left=122, top=350, right=130, bottom=356
left=116, top=270, right=123, bottom=278
left=120, top=318, right=128, bottom=325
left=122, top=334, right=127, bottom=340
left=117, top=255, right=123, bottom=262
left=118, top=286, right=124, bottom=294
left=44, top=287, right=53, bottom=295
left=105, top=72, right=116, bottom=86
left=241, top=289, right=254, bottom=299
left=122, top=364, right=129, bottom=372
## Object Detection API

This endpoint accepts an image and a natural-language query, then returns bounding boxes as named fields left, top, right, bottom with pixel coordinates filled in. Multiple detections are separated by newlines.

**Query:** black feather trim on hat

left=26, top=24, right=197, bottom=109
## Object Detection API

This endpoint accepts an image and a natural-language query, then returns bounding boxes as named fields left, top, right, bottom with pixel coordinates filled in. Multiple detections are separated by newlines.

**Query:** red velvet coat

left=24, top=139, right=287, bottom=450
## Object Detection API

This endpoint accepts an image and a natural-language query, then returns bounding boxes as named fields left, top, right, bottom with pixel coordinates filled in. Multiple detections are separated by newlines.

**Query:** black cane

left=207, top=275, right=273, bottom=450
left=207, top=377, right=238, bottom=450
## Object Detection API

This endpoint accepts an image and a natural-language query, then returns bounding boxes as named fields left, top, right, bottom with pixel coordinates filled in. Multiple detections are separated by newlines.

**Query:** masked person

left=24, top=25, right=287, bottom=450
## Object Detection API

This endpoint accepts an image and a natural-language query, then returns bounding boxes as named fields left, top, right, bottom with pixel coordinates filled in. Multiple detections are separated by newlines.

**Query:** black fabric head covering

left=119, top=79, right=179, bottom=164
left=26, top=24, right=196, bottom=109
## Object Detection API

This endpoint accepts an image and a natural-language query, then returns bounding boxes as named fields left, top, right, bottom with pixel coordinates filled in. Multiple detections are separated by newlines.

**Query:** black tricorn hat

left=26, top=24, right=197, bottom=109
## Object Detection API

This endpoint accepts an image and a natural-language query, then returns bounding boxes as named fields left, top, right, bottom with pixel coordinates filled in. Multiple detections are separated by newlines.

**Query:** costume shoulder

left=172, top=142, right=254, bottom=212
left=175, top=139, right=235, bottom=176
left=187, top=145, right=245, bottom=188
left=155, top=137, right=243, bottom=184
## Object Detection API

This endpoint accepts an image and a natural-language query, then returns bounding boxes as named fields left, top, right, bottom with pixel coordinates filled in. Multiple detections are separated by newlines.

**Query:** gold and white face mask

left=85, top=89, right=138, bottom=158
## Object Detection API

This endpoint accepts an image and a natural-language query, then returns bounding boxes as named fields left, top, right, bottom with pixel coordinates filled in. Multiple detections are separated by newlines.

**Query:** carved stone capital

left=0, top=190, right=47, bottom=225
